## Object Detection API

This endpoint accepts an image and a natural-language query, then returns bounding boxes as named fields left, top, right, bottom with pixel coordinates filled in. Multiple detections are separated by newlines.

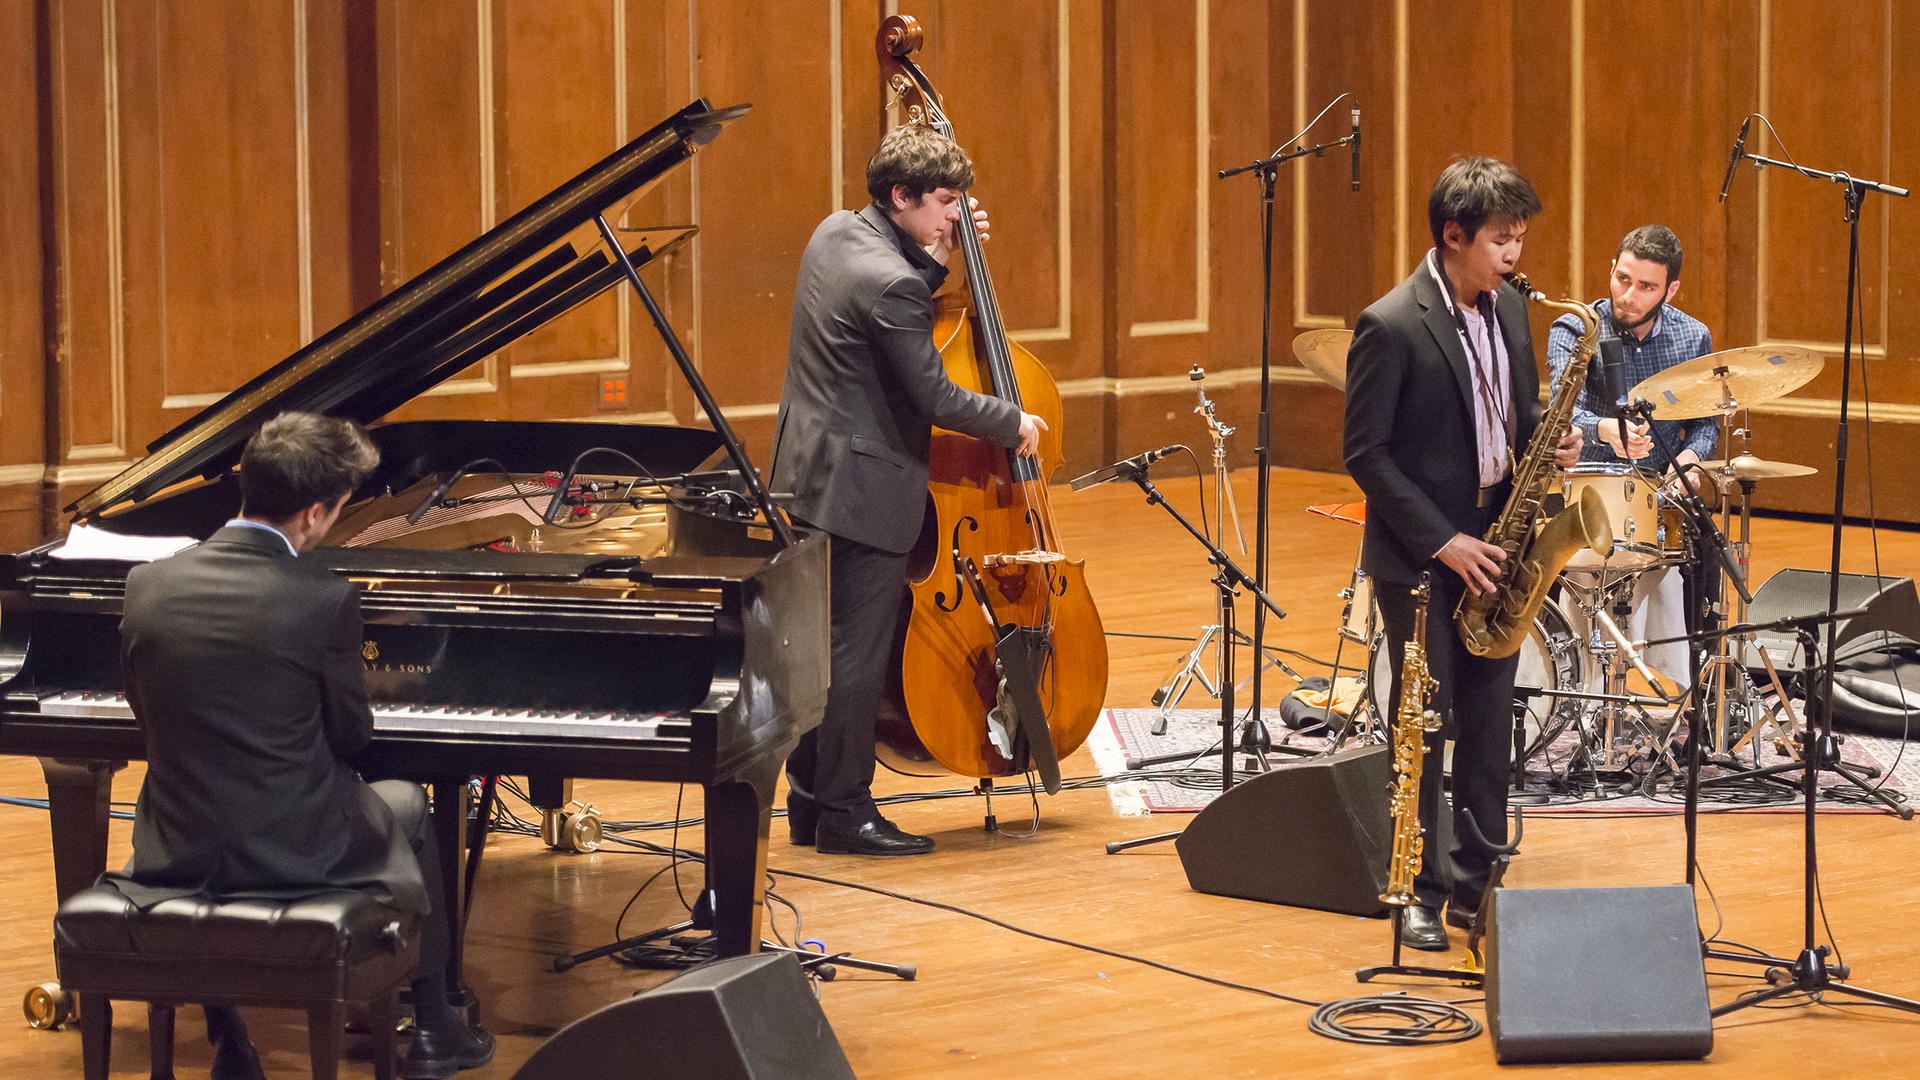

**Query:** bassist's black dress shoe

left=1398, top=904, right=1449, bottom=952
left=816, top=815, right=934, bottom=856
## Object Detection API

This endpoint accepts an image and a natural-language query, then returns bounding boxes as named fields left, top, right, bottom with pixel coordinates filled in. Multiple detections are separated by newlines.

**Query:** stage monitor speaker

left=1174, top=744, right=1392, bottom=917
left=511, top=953, right=855, bottom=1080
left=1739, top=568, right=1920, bottom=670
left=1486, top=884, right=1712, bottom=1064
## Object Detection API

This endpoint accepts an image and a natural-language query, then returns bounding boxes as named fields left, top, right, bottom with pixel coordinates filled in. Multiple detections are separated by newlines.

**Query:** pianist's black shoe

left=400, top=1019, right=495, bottom=1080
left=786, top=793, right=818, bottom=846
left=815, top=813, right=934, bottom=856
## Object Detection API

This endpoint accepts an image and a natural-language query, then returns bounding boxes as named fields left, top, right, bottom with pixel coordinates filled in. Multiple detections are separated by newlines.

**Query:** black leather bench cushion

left=55, top=884, right=413, bottom=963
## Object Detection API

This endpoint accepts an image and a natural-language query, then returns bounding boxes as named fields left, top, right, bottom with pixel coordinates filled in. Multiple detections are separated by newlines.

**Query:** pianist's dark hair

left=1427, top=156, right=1541, bottom=248
left=866, top=124, right=973, bottom=208
left=238, top=412, right=379, bottom=522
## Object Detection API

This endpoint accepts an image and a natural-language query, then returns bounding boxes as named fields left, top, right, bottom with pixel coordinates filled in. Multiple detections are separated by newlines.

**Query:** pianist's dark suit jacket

left=770, top=202, right=1021, bottom=554
left=103, top=524, right=427, bottom=915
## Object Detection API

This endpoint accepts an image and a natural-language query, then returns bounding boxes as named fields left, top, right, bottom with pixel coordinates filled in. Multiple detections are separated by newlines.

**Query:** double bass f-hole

left=934, top=516, right=980, bottom=613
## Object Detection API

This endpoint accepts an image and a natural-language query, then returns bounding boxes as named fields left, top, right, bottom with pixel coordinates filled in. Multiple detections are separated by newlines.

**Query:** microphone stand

left=1217, top=101, right=1358, bottom=765
left=1659, top=129, right=1913, bottom=1010
left=1103, top=461, right=1302, bottom=855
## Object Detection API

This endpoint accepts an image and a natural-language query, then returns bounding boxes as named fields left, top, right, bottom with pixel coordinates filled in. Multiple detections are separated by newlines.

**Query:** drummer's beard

left=1610, top=299, right=1664, bottom=339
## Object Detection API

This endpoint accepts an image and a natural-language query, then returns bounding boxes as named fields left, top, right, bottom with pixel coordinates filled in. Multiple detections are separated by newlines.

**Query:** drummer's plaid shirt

left=1546, top=298, right=1717, bottom=475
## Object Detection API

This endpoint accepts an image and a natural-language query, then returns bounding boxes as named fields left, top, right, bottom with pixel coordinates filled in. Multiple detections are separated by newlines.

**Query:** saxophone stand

left=1081, top=456, right=1300, bottom=855
left=1356, top=808, right=1521, bottom=986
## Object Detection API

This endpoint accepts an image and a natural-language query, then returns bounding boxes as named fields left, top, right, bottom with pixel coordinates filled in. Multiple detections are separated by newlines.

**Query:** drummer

left=1546, top=225, right=1715, bottom=691
left=1548, top=225, right=1716, bottom=478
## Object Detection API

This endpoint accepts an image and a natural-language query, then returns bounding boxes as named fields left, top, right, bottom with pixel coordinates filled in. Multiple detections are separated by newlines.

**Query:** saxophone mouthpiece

left=1501, top=270, right=1541, bottom=299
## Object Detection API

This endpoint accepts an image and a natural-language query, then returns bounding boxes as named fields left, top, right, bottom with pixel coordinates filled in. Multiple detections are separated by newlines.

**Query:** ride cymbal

left=1629, top=345, right=1823, bottom=418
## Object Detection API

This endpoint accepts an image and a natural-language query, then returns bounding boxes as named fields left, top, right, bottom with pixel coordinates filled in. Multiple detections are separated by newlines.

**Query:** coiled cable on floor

left=1307, top=993, right=1483, bottom=1046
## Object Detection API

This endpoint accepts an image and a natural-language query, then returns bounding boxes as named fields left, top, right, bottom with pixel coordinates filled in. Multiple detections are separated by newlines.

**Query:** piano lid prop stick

left=592, top=214, right=795, bottom=548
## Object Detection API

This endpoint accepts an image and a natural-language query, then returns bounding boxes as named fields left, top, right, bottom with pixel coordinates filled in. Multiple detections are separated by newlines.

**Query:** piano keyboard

left=36, top=690, right=678, bottom=742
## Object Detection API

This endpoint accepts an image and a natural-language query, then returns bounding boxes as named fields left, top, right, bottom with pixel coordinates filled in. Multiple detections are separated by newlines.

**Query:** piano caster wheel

left=541, top=801, right=603, bottom=854
left=24, top=982, right=76, bottom=1030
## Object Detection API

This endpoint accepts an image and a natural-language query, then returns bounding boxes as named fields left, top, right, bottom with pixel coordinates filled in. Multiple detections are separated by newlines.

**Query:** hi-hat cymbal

left=1697, top=454, right=1819, bottom=481
left=1630, top=345, right=1824, bottom=419
left=1290, top=328, right=1354, bottom=390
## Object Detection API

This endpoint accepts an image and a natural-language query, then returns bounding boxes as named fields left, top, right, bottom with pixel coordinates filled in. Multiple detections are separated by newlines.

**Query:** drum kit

left=1293, top=330, right=1828, bottom=797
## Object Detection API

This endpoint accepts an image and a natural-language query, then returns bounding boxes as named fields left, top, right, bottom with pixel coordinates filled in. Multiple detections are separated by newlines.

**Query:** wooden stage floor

left=3, top=465, right=1918, bottom=1077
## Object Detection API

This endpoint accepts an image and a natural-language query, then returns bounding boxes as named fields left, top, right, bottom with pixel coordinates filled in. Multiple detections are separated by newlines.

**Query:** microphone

left=1593, top=606, right=1675, bottom=703
left=1349, top=108, right=1361, bottom=191
left=405, top=472, right=460, bottom=525
left=544, top=465, right=579, bottom=525
left=1719, top=115, right=1751, bottom=203
left=1069, top=445, right=1182, bottom=491
left=1599, top=337, right=1627, bottom=413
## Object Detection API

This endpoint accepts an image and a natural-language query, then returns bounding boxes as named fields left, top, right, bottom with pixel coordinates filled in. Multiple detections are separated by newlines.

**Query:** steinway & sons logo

left=362, top=640, right=433, bottom=674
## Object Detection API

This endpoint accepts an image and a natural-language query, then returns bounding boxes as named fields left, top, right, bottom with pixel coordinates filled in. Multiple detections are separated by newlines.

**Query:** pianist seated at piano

left=101, top=412, right=494, bottom=1080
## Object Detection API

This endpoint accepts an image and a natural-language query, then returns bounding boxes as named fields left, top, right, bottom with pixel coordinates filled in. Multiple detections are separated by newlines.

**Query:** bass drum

left=1364, top=595, right=1585, bottom=764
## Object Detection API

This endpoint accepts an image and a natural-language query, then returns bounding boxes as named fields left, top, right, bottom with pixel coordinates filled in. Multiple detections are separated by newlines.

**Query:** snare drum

left=1561, top=463, right=1662, bottom=568
left=1656, top=491, right=1692, bottom=564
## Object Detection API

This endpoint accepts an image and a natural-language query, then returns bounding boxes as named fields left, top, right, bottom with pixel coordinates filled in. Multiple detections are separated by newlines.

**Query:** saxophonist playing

left=1343, top=158, right=1583, bottom=952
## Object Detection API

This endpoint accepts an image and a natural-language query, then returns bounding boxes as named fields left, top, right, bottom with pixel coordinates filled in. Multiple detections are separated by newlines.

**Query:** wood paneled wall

left=3, top=1, right=1916, bottom=550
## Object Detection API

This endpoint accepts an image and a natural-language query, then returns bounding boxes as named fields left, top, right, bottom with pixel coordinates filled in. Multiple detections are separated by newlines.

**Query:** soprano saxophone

left=1381, top=573, right=1441, bottom=907
left=1454, top=271, right=1614, bottom=658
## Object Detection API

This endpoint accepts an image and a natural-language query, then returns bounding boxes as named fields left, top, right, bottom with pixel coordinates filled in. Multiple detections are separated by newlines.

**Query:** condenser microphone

left=406, top=473, right=460, bottom=525
left=1719, top=115, right=1751, bottom=203
left=1069, top=445, right=1182, bottom=491
left=1349, top=108, right=1362, bottom=191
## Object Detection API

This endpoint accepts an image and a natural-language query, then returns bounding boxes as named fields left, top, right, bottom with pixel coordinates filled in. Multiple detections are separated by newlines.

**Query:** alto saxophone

left=1455, top=271, right=1614, bottom=658
left=1381, top=573, right=1441, bottom=907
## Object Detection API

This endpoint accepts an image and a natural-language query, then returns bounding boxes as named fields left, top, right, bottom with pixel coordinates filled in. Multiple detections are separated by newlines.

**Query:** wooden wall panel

left=0, top=2, right=46, bottom=549
left=376, top=0, right=496, bottom=421
left=691, top=2, right=841, bottom=421
left=15, top=2, right=1920, bottom=543
left=494, top=2, right=624, bottom=421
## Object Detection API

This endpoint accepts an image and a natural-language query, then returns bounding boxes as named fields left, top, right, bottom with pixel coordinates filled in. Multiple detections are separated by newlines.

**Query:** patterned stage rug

left=1087, top=707, right=1920, bottom=817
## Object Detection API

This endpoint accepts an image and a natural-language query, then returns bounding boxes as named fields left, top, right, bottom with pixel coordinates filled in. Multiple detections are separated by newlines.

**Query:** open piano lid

left=68, top=99, right=749, bottom=523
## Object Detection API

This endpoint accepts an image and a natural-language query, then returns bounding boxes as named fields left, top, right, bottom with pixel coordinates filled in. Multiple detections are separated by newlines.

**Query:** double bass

left=872, top=16, right=1108, bottom=793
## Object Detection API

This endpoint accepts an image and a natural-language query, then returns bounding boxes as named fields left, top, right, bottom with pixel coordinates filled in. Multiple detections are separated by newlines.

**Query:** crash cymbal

left=1290, top=328, right=1353, bottom=390
left=1629, top=345, right=1824, bottom=419
left=1697, top=454, right=1819, bottom=481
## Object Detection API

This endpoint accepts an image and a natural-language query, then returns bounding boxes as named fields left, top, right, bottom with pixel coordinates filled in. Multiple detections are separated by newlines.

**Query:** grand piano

left=0, top=99, right=827, bottom=982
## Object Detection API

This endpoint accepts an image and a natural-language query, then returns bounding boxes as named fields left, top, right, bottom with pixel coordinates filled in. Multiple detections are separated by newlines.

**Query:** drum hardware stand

left=1084, top=457, right=1301, bottom=854
left=1218, top=95, right=1359, bottom=758
left=1147, top=368, right=1309, bottom=735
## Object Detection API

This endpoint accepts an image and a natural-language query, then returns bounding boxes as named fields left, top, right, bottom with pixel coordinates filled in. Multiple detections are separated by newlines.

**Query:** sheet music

left=50, top=523, right=197, bottom=562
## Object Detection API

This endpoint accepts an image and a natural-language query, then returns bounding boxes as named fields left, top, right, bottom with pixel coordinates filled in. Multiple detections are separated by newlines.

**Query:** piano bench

left=53, top=883, right=420, bottom=1080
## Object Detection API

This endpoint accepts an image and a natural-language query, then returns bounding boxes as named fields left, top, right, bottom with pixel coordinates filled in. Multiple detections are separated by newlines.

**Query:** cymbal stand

left=1147, top=367, right=1271, bottom=736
